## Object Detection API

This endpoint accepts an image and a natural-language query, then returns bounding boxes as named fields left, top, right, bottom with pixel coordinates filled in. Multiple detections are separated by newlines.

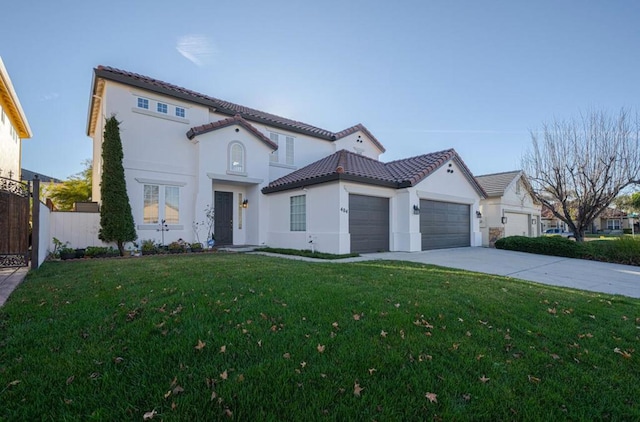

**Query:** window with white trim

left=290, top=195, right=306, bottom=231
left=157, top=102, right=168, bottom=114
left=607, top=219, right=621, bottom=230
left=137, top=98, right=149, bottom=109
left=229, top=142, right=245, bottom=173
left=175, top=107, right=185, bottom=118
left=269, top=132, right=294, bottom=165
left=143, top=184, right=180, bottom=224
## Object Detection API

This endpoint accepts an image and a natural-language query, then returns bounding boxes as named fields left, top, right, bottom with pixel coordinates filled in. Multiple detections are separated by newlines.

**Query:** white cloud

left=176, top=35, right=215, bottom=67
left=40, top=92, right=60, bottom=101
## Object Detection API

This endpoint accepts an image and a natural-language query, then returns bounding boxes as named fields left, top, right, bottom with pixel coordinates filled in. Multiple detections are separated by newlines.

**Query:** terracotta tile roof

left=598, top=208, right=627, bottom=218
left=475, top=170, right=522, bottom=197
left=262, top=148, right=486, bottom=196
left=186, top=114, right=277, bottom=149
left=93, top=66, right=384, bottom=150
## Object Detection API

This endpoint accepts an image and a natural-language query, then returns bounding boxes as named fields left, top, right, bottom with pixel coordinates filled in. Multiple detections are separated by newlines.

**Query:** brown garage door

left=349, top=194, right=389, bottom=253
left=420, top=200, right=470, bottom=250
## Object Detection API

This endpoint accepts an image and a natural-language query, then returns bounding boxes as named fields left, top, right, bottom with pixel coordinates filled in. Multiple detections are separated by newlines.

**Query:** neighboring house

left=0, top=57, right=32, bottom=181
left=475, top=170, right=541, bottom=246
left=86, top=66, right=486, bottom=254
left=541, top=205, right=636, bottom=235
left=590, top=208, right=637, bottom=234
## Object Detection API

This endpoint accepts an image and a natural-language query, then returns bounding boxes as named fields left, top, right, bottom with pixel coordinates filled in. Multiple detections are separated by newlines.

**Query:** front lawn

left=1, top=254, right=638, bottom=420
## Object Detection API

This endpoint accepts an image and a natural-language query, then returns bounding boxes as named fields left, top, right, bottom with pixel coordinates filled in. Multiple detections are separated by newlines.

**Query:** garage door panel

left=505, top=213, right=529, bottom=237
left=349, top=195, right=389, bottom=253
left=420, top=200, right=470, bottom=250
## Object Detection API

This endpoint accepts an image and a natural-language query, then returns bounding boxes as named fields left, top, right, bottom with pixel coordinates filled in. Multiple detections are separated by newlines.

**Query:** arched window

left=229, top=142, right=245, bottom=173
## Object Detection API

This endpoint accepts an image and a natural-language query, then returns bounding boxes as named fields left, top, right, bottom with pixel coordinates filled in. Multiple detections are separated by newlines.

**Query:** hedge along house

left=87, top=65, right=485, bottom=254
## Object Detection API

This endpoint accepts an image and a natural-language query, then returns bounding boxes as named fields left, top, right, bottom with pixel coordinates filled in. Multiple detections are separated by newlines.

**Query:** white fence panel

left=38, top=202, right=51, bottom=266
left=50, top=212, right=114, bottom=250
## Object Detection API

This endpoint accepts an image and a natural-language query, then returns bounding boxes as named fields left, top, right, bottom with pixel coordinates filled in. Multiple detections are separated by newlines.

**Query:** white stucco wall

left=333, top=131, right=382, bottom=160
left=0, top=106, right=21, bottom=180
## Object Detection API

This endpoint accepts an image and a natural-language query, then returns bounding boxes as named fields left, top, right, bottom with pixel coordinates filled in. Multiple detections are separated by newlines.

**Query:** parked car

left=543, top=228, right=575, bottom=239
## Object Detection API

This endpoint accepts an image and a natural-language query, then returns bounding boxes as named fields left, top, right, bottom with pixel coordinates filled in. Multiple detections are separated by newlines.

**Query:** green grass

left=1, top=254, right=638, bottom=421
left=255, top=247, right=359, bottom=260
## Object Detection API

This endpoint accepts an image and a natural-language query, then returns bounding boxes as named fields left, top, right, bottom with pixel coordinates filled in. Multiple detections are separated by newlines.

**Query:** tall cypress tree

left=99, top=115, right=137, bottom=255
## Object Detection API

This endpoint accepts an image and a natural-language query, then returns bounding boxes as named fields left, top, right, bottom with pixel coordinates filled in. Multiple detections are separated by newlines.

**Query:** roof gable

left=475, top=170, right=522, bottom=197
left=89, top=66, right=384, bottom=151
left=334, top=123, right=386, bottom=153
left=186, top=114, right=277, bottom=150
left=262, top=148, right=486, bottom=196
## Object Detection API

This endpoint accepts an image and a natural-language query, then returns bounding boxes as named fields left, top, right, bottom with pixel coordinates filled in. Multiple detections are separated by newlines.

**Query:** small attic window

left=516, top=181, right=521, bottom=194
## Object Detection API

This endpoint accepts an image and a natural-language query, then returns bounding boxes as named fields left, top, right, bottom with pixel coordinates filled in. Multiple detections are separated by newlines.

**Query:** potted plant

left=59, top=246, right=76, bottom=260
left=168, top=241, right=185, bottom=254
left=190, top=242, right=203, bottom=252
left=141, top=239, right=158, bottom=255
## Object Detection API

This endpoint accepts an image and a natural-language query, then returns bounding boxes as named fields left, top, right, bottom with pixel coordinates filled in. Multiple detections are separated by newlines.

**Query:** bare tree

left=523, top=108, right=640, bottom=241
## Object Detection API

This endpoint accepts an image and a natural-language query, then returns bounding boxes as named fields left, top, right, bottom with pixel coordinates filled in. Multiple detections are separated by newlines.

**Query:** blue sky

left=3, top=1, right=640, bottom=180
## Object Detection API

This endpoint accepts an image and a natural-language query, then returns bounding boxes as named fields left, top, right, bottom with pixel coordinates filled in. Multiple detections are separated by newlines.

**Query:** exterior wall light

left=501, top=216, right=508, bottom=224
left=242, top=199, right=249, bottom=209
left=413, top=204, right=420, bottom=214
left=476, top=210, right=482, bottom=218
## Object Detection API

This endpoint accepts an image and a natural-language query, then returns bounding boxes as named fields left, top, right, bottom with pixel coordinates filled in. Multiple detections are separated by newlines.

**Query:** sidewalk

left=0, top=266, right=29, bottom=307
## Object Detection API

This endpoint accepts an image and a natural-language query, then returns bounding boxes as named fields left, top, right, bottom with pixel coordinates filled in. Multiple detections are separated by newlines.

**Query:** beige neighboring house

left=541, top=205, right=637, bottom=235
left=0, top=57, right=32, bottom=181
left=476, top=170, right=541, bottom=246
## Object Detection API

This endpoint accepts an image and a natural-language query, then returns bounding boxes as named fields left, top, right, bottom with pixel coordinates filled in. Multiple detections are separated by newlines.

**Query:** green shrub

left=581, top=236, right=640, bottom=265
left=495, top=236, right=581, bottom=258
left=85, top=246, right=119, bottom=258
left=141, top=239, right=158, bottom=254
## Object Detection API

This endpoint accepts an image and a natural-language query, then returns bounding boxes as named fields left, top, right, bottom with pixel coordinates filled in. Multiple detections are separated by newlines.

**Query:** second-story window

left=269, top=132, right=294, bottom=165
left=157, top=102, right=168, bottom=114
left=137, top=98, right=149, bottom=109
left=175, top=107, right=185, bottom=118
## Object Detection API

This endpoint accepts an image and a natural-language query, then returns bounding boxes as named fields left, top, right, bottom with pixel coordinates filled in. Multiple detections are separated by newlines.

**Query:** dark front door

left=214, top=191, right=233, bottom=245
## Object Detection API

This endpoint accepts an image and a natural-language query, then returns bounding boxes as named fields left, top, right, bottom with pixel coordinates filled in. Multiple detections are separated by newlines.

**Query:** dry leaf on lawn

left=195, top=339, right=206, bottom=350
left=353, top=382, right=365, bottom=396
left=425, top=392, right=438, bottom=403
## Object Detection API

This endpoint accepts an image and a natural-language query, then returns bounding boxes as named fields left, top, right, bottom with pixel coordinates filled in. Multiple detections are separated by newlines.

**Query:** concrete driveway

left=360, top=248, right=640, bottom=298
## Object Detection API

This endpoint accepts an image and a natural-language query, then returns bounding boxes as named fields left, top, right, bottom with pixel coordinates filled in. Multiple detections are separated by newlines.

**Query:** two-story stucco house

left=475, top=170, right=541, bottom=247
left=87, top=66, right=486, bottom=254
left=0, top=57, right=32, bottom=181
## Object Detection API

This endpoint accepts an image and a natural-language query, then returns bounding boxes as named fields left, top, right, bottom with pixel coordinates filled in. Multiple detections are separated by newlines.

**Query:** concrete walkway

left=0, top=266, right=29, bottom=307
left=354, top=248, right=640, bottom=298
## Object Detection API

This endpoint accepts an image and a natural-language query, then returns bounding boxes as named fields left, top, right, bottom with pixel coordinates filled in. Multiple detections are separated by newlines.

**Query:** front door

left=214, top=191, right=233, bottom=245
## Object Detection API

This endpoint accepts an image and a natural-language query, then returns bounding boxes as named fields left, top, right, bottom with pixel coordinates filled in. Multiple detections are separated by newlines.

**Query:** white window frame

left=290, top=195, right=306, bottom=231
left=142, top=184, right=180, bottom=226
left=269, top=132, right=295, bottom=166
left=137, top=97, right=149, bottom=109
left=228, top=142, right=246, bottom=174
left=175, top=107, right=185, bottom=118
left=157, top=102, right=168, bottom=114
left=607, top=219, right=621, bottom=230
